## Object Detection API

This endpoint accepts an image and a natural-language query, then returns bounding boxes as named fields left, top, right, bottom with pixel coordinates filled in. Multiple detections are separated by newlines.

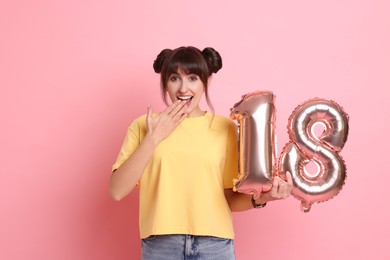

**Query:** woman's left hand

left=256, top=171, right=293, bottom=204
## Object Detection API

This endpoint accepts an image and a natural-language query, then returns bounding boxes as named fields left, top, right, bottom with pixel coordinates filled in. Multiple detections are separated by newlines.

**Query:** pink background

left=1, top=0, right=389, bottom=259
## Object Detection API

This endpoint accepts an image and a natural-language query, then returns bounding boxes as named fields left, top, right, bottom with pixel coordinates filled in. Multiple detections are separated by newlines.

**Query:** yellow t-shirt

left=112, top=112, right=238, bottom=239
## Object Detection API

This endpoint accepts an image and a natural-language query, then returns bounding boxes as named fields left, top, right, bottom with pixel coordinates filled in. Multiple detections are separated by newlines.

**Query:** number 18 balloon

left=230, top=92, right=349, bottom=212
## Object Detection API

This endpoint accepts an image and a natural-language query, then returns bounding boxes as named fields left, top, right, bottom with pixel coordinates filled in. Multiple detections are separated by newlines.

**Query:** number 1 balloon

left=230, top=91, right=277, bottom=199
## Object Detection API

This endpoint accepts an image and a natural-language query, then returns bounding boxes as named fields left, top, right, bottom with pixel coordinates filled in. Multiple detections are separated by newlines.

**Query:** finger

left=276, top=176, right=291, bottom=199
left=277, top=179, right=288, bottom=198
left=146, top=105, right=152, bottom=129
left=174, top=111, right=188, bottom=126
left=286, top=171, right=293, bottom=184
left=169, top=101, right=187, bottom=117
left=276, top=169, right=285, bottom=181
left=162, top=100, right=182, bottom=115
left=271, top=177, right=279, bottom=197
left=147, top=104, right=152, bottom=118
left=286, top=171, right=294, bottom=194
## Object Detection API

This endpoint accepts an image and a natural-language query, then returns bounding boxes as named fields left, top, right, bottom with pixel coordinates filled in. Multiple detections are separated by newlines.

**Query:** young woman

left=110, top=46, right=293, bottom=260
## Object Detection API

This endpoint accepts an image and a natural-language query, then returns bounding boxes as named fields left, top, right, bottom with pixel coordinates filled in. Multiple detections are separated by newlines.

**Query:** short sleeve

left=111, top=119, right=142, bottom=172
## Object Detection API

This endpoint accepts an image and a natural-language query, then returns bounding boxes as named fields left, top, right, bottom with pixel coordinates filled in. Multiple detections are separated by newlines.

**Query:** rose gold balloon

left=278, top=98, right=349, bottom=212
left=230, top=91, right=277, bottom=199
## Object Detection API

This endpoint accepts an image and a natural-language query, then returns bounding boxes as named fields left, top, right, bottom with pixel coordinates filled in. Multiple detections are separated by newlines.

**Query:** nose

left=179, top=79, right=189, bottom=93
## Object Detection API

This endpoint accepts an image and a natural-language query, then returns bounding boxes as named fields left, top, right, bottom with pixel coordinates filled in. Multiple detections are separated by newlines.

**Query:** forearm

left=224, top=190, right=253, bottom=211
left=225, top=172, right=293, bottom=211
left=109, top=134, right=158, bottom=201
left=224, top=189, right=276, bottom=212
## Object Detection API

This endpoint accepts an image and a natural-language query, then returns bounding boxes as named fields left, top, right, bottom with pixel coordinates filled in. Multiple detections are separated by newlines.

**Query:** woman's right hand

left=109, top=100, right=187, bottom=201
left=146, top=100, right=188, bottom=144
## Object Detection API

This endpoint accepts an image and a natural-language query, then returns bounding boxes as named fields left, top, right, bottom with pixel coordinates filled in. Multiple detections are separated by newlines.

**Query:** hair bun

left=153, top=49, right=172, bottom=73
left=202, top=47, right=223, bottom=74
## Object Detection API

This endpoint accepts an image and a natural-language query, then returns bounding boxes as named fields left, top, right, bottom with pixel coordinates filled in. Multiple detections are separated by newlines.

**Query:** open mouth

left=177, top=96, right=193, bottom=104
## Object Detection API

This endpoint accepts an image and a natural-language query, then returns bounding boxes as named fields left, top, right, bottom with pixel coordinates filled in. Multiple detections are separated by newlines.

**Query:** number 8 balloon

left=278, top=98, right=349, bottom=212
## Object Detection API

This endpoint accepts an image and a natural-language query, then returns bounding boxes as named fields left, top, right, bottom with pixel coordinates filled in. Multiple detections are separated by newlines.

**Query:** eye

left=169, top=75, right=180, bottom=82
left=189, top=75, right=198, bottom=81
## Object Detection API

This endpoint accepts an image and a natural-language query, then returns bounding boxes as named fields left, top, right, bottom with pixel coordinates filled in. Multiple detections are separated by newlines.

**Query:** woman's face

left=166, top=67, right=205, bottom=117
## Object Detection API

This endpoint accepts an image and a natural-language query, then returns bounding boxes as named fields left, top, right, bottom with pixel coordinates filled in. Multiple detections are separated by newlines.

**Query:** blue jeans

left=141, top=234, right=236, bottom=260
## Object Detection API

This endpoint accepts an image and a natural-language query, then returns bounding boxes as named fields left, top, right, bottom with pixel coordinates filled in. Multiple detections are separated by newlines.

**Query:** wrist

left=144, top=133, right=160, bottom=147
left=254, top=193, right=268, bottom=205
left=251, top=195, right=267, bottom=209
left=256, top=191, right=278, bottom=204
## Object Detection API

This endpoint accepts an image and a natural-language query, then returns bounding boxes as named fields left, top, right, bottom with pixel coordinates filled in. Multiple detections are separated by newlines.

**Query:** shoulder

left=210, top=113, right=237, bottom=129
left=212, top=113, right=235, bottom=124
left=133, top=114, right=147, bottom=123
left=127, top=114, right=148, bottom=132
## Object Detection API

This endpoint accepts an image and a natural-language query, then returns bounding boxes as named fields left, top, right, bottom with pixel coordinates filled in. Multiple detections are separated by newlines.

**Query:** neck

left=187, top=108, right=205, bottom=118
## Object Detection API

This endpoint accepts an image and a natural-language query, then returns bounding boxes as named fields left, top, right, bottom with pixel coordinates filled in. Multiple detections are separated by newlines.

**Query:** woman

left=110, top=46, right=293, bottom=260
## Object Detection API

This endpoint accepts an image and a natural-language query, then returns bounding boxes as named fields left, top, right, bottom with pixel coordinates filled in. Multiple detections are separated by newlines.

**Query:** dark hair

left=153, top=46, right=222, bottom=113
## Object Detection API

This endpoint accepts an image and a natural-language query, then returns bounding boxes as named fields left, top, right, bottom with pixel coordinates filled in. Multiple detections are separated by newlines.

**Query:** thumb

left=147, top=104, right=152, bottom=117
left=146, top=104, right=152, bottom=129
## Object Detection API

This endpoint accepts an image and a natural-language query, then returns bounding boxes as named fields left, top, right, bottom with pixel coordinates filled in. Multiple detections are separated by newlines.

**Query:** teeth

left=178, top=96, right=193, bottom=101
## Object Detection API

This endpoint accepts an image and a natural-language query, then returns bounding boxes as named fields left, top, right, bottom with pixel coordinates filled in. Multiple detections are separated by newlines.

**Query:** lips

left=177, top=96, right=193, bottom=105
